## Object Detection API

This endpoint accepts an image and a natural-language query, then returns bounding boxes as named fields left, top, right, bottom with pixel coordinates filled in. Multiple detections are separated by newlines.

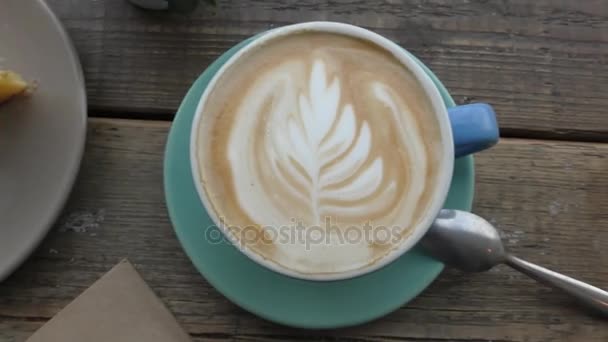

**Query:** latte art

left=230, top=58, right=426, bottom=226
left=195, top=32, right=447, bottom=275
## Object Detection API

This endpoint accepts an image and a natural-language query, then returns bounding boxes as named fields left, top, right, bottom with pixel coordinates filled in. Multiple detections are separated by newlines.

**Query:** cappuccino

left=193, top=31, right=447, bottom=276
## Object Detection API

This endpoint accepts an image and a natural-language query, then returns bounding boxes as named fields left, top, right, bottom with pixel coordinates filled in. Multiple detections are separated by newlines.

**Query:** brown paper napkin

left=27, top=259, right=192, bottom=342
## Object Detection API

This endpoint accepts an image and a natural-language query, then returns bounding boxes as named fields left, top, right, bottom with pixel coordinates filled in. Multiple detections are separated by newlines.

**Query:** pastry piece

left=0, top=70, right=28, bottom=104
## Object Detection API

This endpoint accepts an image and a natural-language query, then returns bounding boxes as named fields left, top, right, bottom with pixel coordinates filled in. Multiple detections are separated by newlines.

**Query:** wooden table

left=1, top=1, right=607, bottom=341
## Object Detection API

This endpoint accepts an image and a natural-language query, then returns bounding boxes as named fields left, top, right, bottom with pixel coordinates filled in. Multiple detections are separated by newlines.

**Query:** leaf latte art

left=230, top=58, right=425, bottom=226
left=195, top=33, right=446, bottom=275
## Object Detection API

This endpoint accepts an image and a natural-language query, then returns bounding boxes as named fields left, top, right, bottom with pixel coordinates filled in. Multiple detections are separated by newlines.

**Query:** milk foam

left=196, top=32, right=445, bottom=276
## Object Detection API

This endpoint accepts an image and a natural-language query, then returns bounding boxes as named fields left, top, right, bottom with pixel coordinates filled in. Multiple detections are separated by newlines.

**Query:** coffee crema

left=194, top=32, right=447, bottom=276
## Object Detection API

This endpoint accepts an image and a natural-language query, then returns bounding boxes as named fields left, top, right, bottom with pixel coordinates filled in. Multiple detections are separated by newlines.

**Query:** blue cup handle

left=448, top=103, right=499, bottom=158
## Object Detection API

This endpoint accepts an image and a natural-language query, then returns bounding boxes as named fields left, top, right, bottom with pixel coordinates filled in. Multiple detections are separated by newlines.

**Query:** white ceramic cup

left=190, top=22, right=498, bottom=281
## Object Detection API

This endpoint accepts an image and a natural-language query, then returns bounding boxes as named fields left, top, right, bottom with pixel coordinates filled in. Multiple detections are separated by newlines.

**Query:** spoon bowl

left=421, top=209, right=505, bottom=272
left=422, top=209, right=608, bottom=317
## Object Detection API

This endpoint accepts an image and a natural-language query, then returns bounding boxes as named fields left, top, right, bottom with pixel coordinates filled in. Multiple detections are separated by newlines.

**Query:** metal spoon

left=421, top=209, right=608, bottom=316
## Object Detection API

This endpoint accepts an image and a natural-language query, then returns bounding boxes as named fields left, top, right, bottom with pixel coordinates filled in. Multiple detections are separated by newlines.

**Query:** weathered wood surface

left=0, top=118, right=606, bottom=342
left=45, top=0, right=608, bottom=141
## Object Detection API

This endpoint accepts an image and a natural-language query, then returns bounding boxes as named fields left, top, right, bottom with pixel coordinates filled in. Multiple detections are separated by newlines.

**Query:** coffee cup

left=190, top=22, right=499, bottom=281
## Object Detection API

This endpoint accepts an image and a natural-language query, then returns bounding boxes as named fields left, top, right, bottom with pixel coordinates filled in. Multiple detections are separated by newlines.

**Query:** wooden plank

left=0, top=118, right=607, bottom=341
left=44, top=0, right=608, bottom=140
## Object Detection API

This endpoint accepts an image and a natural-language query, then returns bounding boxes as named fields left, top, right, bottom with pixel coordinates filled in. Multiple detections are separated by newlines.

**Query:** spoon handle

left=505, top=254, right=608, bottom=316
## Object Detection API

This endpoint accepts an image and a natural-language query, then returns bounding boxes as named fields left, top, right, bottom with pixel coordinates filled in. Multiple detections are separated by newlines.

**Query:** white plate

left=0, top=0, right=86, bottom=280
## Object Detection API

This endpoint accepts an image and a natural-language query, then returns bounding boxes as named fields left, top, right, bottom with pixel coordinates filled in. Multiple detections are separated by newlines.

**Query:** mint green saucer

left=163, top=38, right=474, bottom=329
